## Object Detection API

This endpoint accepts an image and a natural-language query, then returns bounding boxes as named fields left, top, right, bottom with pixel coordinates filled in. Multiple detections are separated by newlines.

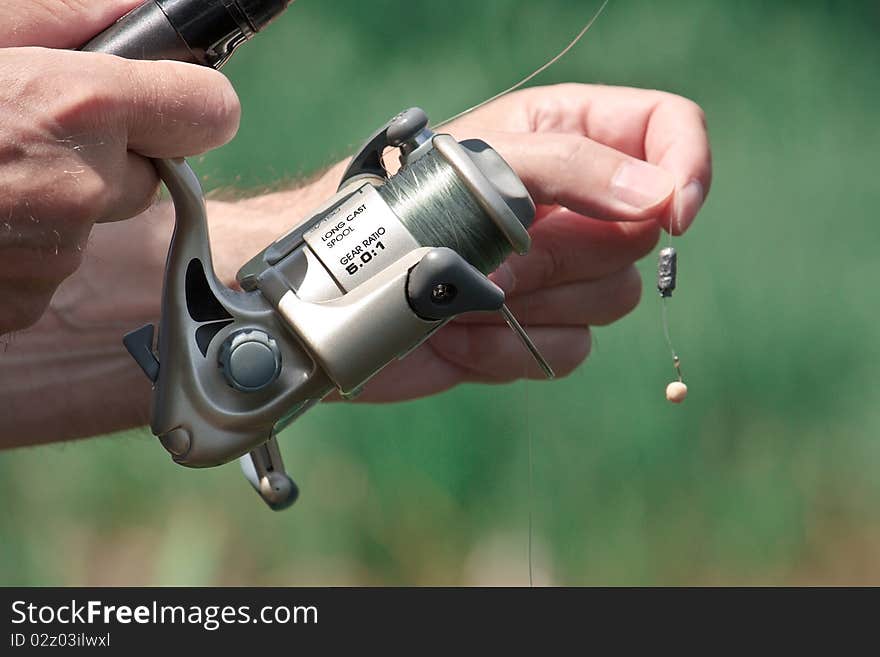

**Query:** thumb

left=71, top=49, right=242, bottom=157
left=0, top=1, right=143, bottom=49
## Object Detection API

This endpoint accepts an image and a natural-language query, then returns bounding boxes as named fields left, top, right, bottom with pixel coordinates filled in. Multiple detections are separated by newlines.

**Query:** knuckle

left=659, top=91, right=707, bottom=128
left=631, top=222, right=662, bottom=260
left=533, top=242, right=565, bottom=287
left=539, top=136, right=587, bottom=206
left=79, top=173, right=116, bottom=221
left=2, top=287, right=53, bottom=333
left=685, top=98, right=708, bottom=127
left=44, top=71, right=117, bottom=133
left=129, top=178, right=163, bottom=218
left=48, top=249, right=85, bottom=282
left=527, top=93, right=567, bottom=132
left=53, top=170, right=113, bottom=224
left=616, top=266, right=644, bottom=316
left=680, top=97, right=708, bottom=130
left=616, top=221, right=661, bottom=264
left=8, top=51, right=119, bottom=135
left=123, top=61, right=165, bottom=132
left=133, top=62, right=241, bottom=153
left=558, top=136, right=588, bottom=169
left=594, top=267, right=643, bottom=326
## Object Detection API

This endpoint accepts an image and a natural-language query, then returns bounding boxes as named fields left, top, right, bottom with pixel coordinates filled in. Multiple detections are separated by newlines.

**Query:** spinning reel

left=87, top=1, right=552, bottom=509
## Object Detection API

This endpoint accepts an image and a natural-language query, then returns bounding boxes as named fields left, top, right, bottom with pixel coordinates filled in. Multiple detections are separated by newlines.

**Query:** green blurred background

left=2, top=0, right=879, bottom=585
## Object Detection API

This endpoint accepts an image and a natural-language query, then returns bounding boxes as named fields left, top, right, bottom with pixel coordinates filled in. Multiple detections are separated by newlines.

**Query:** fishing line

left=434, top=0, right=611, bottom=128
left=379, top=149, right=510, bottom=274
left=659, top=189, right=687, bottom=402
left=345, top=0, right=612, bottom=577
left=424, top=0, right=612, bottom=585
left=526, top=338, right=535, bottom=587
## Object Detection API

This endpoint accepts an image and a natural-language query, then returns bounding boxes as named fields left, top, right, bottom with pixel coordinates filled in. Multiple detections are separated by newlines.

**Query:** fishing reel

left=84, top=0, right=552, bottom=509
left=123, top=108, right=552, bottom=509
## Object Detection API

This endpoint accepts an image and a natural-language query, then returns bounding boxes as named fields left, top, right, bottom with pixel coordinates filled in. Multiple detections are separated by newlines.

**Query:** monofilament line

left=524, top=296, right=535, bottom=587
left=661, top=189, right=681, bottom=378
left=501, top=305, right=555, bottom=380
left=434, top=0, right=611, bottom=128
left=661, top=299, right=681, bottom=380
left=660, top=187, right=686, bottom=402
left=527, top=383, right=534, bottom=588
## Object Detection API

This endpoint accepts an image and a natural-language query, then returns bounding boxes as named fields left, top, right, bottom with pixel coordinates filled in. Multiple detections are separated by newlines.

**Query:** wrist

left=205, top=160, right=348, bottom=286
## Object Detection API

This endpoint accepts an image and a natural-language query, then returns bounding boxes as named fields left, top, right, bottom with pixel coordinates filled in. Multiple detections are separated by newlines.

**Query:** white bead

left=666, top=381, right=688, bottom=403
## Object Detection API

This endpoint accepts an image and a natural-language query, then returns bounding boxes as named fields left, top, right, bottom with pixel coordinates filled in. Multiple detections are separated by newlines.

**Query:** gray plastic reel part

left=125, top=159, right=331, bottom=469
left=432, top=135, right=534, bottom=256
left=84, top=0, right=308, bottom=507
left=339, top=108, right=535, bottom=259
left=406, top=248, right=506, bottom=320
left=338, top=108, right=433, bottom=187
left=240, top=435, right=298, bottom=510
left=218, top=329, right=283, bottom=392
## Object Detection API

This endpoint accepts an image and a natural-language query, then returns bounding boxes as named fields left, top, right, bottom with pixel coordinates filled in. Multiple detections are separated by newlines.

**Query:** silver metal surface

left=433, top=134, right=532, bottom=255
left=276, top=248, right=441, bottom=394
left=500, top=304, right=555, bottom=380
left=304, top=185, right=420, bottom=291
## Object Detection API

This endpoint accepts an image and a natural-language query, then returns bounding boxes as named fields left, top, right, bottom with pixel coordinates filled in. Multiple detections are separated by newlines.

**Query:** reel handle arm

left=240, top=435, right=299, bottom=511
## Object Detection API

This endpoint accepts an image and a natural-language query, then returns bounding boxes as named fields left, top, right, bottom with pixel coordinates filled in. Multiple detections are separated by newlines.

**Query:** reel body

left=124, top=109, right=544, bottom=509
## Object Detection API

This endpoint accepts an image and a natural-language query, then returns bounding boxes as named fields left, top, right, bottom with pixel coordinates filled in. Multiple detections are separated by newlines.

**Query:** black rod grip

left=82, top=1, right=199, bottom=64
left=81, top=0, right=293, bottom=68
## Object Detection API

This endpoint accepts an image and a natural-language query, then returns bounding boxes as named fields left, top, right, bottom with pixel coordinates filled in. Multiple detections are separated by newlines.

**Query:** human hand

left=0, top=1, right=241, bottom=335
left=342, top=83, right=712, bottom=401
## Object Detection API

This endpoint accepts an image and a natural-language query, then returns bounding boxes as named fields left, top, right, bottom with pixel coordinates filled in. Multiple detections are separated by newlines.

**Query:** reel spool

left=124, top=108, right=553, bottom=510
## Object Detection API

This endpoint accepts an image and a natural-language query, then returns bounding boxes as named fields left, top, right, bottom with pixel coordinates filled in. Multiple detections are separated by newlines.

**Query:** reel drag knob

left=218, top=329, right=282, bottom=392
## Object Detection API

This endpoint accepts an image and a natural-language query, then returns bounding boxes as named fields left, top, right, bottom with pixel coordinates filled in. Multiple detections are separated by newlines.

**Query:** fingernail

left=675, top=179, right=705, bottom=233
left=489, top=263, right=516, bottom=294
left=610, top=160, right=675, bottom=210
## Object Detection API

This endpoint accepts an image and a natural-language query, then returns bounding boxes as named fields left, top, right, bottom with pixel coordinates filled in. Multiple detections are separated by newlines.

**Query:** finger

left=428, top=324, right=591, bottom=382
left=450, top=84, right=712, bottom=232
left=51, top=50, right=241, bottom=157
left=460, top=265, right=642, bottom=327
left=0, top=279, right=58, bottom=334
left=466, top=129, right=675, bottom=223
left=521, top=84, right=711, bottom=232
left=0, top=224, right=90, bottom=333
left=0, top=1, right=143, bottom=48
left=643, top=95, right=712, bottom=234
left=35, top=150, right=160, bottom=224
left=347, top=344, right=465, bottom=402
left=495, top=209, right=659, bottom=294
left=98, top=152, right=160, bottom=222
left=115, top=56, right=241, bottom=157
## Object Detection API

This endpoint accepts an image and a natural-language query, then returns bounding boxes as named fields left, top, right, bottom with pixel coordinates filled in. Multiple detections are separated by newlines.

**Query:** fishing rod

left=82, top=0, right=553, bottom=510
left=83, top=0, right=292, bottom=67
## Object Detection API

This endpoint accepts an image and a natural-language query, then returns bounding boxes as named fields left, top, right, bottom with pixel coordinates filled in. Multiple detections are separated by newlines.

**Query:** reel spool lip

left=432, top=134, right=533, bottom=256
